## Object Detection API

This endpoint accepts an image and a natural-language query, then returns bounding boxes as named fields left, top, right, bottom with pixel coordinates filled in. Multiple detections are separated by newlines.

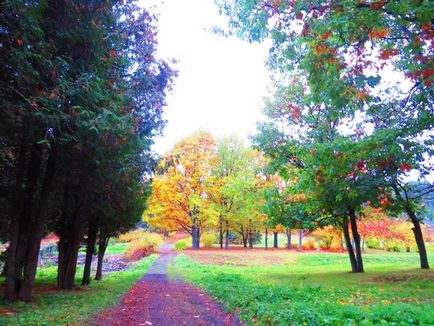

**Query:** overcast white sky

left=147, top=0, right=271, bottom=154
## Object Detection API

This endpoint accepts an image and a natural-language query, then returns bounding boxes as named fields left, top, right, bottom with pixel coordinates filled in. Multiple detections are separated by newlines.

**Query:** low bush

left=366, top=238, right=382, bottom=249
left=118, top=229, right=147, bottom=243
left=200, top=233, right=215, bottom=248
left=123, top=233, right=163, bottom=261
left=385, top=240, right=402, bottom=252
left=301, top=239, right=316, bottom=250
left=174, top=240, right=189, bottom=250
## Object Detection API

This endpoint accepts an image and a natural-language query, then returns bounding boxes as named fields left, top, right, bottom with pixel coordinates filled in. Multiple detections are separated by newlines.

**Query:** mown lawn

left=0, top=254, right=157, bottom=325
left=174, top=251, right=434, bottom=325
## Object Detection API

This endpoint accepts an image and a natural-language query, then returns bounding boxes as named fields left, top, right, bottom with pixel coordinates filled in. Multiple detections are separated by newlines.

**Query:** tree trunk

left=342, top=218, right=358, bottom=273
left=242, top=230, right=248, bottom=248
left=265, top=228, right=268, bottom=249
left=82, top=224, right=97, bottom=286
left=298, top=229, right=303, bottom=250
left=248, top=219, right=253, bottom=248
left=57, top=194, right=83, bottom=290
left=273, top=232, right=278, bottom=248
left=225, top=220, right=229, bottom=250
left=391, top=183, right=430, bottom=269
left=196, top=225, right=201, bottom=248
left=286, top=228, right=291, bottom=249
left=406, top=208, right=430, bottom=269
left=18, top=148, right=57, bottom=301
left=95, top=233, right=109, bottom=281
left=4, top=144, right=27, bottom=300
left=349, top=208, right=364, bottom=273
left=5, top=144, right=41, bottom=301
left=1, top=254, right=7, bottom=277
left=5, top=213, right=20, bottom=301
left=219, top=219, right=223, bottom=249
left=191, top=218, right=200, bottom=249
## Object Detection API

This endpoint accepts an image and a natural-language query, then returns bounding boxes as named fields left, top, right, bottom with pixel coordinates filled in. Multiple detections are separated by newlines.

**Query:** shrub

left=301, top=239, right=316, bottom=250
left=200, top=233, right=215, bottom=248
left=118, top=229, right=148, bottom=243
left=123, top=233, right=163, bottom=261
left=312, top=225, right=342, bottom=249
left=174, top=240, right=189, bottom=250
left=366, top=238, right=382, bottom=249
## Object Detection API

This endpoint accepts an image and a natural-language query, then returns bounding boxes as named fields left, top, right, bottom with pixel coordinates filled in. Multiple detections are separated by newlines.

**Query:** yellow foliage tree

left=145, top=131, right=218, bottom=248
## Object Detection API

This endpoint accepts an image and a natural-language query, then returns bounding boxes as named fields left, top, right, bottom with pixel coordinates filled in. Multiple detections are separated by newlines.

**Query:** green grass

left=104, top=242, right=128, bottom=255
left=0, top=254, right=157, bottom=325
left=174, top=252, right=434, bottom=325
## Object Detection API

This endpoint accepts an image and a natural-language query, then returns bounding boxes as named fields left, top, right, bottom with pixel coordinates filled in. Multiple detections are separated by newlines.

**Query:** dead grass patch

left=184, top=248, right=297, bottom=266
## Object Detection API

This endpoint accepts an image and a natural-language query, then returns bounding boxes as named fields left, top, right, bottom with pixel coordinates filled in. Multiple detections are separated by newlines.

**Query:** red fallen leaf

left=400, top=163, right=412, bottom=172
left=16, top=38, right=24, bottom=46
left=110, top=50, right=116, bottom=58
left=252, top=316, right=258, bottom=323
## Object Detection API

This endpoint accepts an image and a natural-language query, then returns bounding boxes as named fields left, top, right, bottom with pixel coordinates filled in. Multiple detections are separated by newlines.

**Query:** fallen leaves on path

left=94, top=274, right=242, bottom=326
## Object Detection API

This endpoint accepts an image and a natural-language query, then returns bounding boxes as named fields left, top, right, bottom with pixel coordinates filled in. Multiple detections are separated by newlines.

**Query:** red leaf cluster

left=379, top=48, right=399, bottom=60
left=399, top=163, right=412, bottom=172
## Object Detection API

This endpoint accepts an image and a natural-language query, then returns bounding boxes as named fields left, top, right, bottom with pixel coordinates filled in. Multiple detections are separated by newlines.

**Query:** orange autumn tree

left=145, top=131, right=219, bottom=248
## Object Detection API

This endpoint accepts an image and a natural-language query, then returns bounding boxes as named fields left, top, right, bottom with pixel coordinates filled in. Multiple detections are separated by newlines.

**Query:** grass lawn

left=175, top=250, right=434, bottom=325
left=0, top=254, right=157, bottom=325
left=104, top=241, right=128, bottom=255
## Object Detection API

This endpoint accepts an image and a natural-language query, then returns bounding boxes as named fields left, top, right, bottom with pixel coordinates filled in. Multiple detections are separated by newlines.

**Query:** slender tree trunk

left=273, top=232, right=278, bottom=248
left=82, top=224, right=97, bottom=286
left=286, top=228, right=291, bottom=249
left=265, top=228, right=268, bottom=249
left=342, top=218, right=358, bottom=273
left=361, top=238, right=365, bottom=252
left=391, top=183, right=430, bottom=269
left=95, top=234, right=109, bottom=281
left=298, top=229, right=303, bottom=250
left=219, top=219, right=223, bottom=249
left=240, top=226, right=247, bottom=247
left=248, top=219, right=253, bottom=248
left=406, top=209, right=430, bottom=269
left=242, top=231, right=248, bottom=248
left=225, top=220, right=229, bottom=250
left=349, top=208, right=364, bottom=273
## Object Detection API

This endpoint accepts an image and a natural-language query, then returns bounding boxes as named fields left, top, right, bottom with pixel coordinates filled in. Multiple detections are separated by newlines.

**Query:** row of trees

left=145, top=131, right=432, bottom=262
left=0, top=0, right=174, bottom=301
left=147, top=0, right=433, bottom=272
left=215, top=0, right=433, bottom=272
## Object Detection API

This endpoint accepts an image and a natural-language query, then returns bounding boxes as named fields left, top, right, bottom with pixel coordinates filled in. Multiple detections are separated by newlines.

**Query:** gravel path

left=94, top=241, right=242, bottom=326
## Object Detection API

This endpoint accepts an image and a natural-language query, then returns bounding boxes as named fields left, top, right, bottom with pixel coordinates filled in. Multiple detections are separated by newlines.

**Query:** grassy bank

left=0, top=254, right=157, bottom=325
left=175, top=251, right=434, bottom=325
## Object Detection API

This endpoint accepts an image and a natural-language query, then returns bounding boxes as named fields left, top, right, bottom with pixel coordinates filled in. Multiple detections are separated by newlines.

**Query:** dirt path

left=95, top=241, right=242, bottom=326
